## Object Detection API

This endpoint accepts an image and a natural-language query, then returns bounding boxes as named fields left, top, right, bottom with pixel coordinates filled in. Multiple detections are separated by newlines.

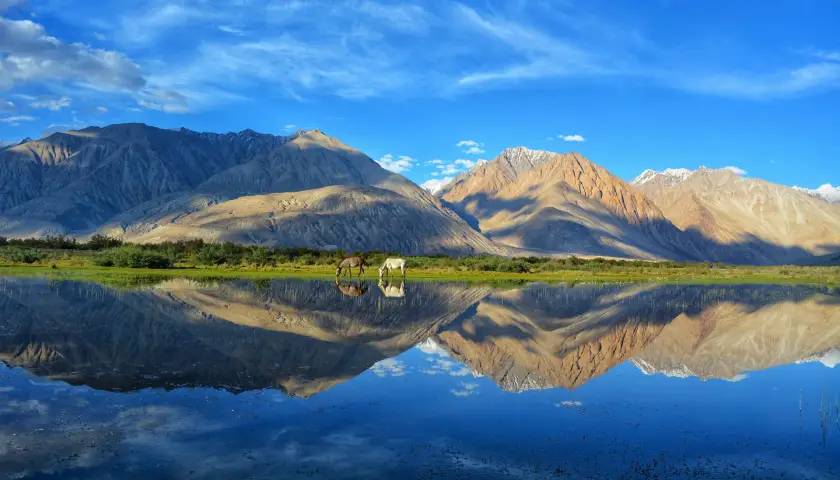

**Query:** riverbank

left=0, top=263, right=837, bottom=286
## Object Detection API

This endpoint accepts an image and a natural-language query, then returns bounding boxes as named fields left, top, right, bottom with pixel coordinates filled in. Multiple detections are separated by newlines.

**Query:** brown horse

left=335, top=279, right=368, bottom=297
left=336, top=256, right=366, bottom=277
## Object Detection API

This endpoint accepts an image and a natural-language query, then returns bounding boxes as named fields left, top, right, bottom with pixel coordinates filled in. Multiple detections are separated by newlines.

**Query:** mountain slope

left=633, top=289, right=840, bottom=380
left=634, top=168, right=840, bottom=263
left=0, top=123, right=500, bottom=255
left=438, top=147, right=702, bottom=260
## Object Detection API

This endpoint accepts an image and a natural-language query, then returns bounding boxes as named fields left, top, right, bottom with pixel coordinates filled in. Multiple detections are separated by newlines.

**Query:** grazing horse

left=335, top=279, right=368, bottom=297
left=378, top=257, right=406, bottom=278
left=336, top=256, right=366, bottom=277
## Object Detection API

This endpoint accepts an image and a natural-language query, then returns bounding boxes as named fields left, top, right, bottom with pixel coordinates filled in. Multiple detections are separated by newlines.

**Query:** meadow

left=0, top=235, right=838, bottom=285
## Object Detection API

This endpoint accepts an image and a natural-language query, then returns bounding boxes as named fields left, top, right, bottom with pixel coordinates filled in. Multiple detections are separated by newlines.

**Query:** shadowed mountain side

left=636, top=168, right=840, bottom=263
left=0, top=124, right=498, bottom=255
left=438, top=149, right=693, bottom=260
left=0, top=278, right=490, bottom=396
left=107, top=186, right=503, bottom=255
left=434, top=283, right=834, bottom=391
left=633, top=290, right=840, bottom=380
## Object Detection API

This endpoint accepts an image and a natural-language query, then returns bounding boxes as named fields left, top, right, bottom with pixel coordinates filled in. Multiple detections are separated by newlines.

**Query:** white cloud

left=218, top=25, right=246, bottom=36
left=678, top=62, right=840, bottom=99
left=30, top=96, right=71, bottom=111
left=136, top=88, right=189, bottom=113
left=454, top=158, right=476, bottom=169
left=421, top=177, right=454, bottom=194
left=0, top=99, right=14, bottom=111
left=560, top=134, right=585, bottom=142
left=456, top=139, right=485, bottom=155
left=450, top=381, right=480, bottom=397
left=370, top=358, right=407, bottom=377
left=722, top=166, right=747, bottom=176
left=426, top=158, right=444, bottom=165
left=376, top=153, right=414, bottom=174
left=95, top=106, right=108, bottom=114
left=282, top=123, right=297, bottom=132
left=0, top=114, right=35, bottom=125
left=0, top=17, right=145, bottom=91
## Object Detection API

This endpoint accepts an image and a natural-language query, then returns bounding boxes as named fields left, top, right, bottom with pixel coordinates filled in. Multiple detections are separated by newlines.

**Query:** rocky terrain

left=632, top=287, right=840, bottom=380
left=0, top=277, right=490, bottom=396
left=634, top=167, right=840, bottom=263
left=437, top=147, right=706, bottom=260
left=1, top=122, right=837, bottom=263
left=0, top=124, right=499, bottom=255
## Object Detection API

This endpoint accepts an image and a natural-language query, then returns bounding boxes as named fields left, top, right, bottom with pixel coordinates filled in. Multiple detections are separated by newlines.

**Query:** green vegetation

left=0, top=235, right=838, bottom=285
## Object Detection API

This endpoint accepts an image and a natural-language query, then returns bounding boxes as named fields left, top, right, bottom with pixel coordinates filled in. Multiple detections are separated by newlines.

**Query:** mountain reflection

left=0, top=278, right=837, bottom=396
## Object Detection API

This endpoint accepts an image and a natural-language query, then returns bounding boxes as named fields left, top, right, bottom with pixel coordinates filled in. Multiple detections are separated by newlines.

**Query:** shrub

left=1, top=247, right=46, bottom=264
left=87, top=234, right=123, bottom=250
left=94, top=246, right=172, bottom=268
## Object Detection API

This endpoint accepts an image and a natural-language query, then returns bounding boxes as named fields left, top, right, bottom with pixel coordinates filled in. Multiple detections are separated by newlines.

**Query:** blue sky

left=1, top=0, right=838, bottom=190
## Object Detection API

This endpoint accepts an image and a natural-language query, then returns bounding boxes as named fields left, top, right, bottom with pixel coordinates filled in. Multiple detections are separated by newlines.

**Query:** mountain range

left=1, top=123, right=837, bottom=264
left=1, top=278, right=835, bottom=395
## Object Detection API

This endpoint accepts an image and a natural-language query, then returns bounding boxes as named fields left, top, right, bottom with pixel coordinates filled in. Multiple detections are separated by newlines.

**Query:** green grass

left=0, top=261, right=837, bottom=287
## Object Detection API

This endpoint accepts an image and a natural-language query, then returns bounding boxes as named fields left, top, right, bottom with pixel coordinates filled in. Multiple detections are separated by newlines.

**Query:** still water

left=0, top=277, right=838, bottom=479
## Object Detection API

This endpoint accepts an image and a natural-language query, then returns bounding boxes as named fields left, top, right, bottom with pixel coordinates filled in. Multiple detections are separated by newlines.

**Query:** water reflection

left=0, top=278, right=837, bottom=394
left=1, top=277, right=839, bottom=479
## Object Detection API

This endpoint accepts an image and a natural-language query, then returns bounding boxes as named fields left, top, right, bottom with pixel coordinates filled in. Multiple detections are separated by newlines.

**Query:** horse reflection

left=335, top=279, right=368, bottom=297
left=378, top=279, right=405, bottom=298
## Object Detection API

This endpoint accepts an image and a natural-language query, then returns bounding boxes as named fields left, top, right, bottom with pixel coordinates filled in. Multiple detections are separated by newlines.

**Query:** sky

left=1, top=0, right=838, bottom=191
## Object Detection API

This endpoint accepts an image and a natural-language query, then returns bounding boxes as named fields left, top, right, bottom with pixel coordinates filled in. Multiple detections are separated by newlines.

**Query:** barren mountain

left=633, top=288, right=840, bottom=380
left=438, top=147, right=703, bottom=259
left=434, top=283, right=834, bottom=391
left=0, top=277, right=489, bottom=396
left=634, top=167, right=840, bottom=263
left=0, top=123, right=499, bottom=255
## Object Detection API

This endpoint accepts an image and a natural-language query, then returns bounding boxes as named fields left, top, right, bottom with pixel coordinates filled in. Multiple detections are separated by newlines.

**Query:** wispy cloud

left=30, top=96, right=71, bottom=111
left=450, top=381, right=480, bottom=397
left=370, top=358, right=407, bottom=377
left=722, top=166, right=747, bottom=176
left=376, top=153, right=415, bottom=174
left=456, top=139, right=485, bottom=155
left=0, top=114, right=35, bottom=125
left=3, top=0, right=839, bottom=119
left=559, top=134, right=585, bottom=142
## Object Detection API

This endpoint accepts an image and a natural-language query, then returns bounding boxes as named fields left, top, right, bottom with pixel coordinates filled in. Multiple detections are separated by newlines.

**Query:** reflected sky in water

left=0, top=277, right=838, bottom=479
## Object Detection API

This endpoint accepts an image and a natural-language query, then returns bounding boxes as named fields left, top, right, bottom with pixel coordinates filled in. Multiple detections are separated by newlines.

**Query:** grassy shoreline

left=1, top=263, right=838, bottom=286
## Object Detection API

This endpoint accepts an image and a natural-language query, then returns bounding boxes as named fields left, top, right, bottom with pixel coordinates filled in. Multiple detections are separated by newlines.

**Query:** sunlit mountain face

left=1, top=277, right=838, bottom=478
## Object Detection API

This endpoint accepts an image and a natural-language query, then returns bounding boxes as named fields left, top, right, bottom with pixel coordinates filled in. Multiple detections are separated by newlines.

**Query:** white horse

left=378, top=257, right=406, bottom=277
left=378, top=279, right=405, bottom=298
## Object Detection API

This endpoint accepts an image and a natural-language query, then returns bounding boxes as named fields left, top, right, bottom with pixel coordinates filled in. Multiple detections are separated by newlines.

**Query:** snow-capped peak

left=632, top=168, right=694, bottom=185
left=792, top=184, right=840, bottom=204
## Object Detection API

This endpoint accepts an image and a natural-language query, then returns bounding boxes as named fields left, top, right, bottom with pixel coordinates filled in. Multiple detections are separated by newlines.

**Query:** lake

left=1, top=277, right=838, bottom=479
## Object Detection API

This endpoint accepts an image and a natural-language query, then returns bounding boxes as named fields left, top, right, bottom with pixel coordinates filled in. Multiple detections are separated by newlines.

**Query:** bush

left=0, top=247, right=46, bottom=264
left=87, top=234, right=123, bottom=250
left=94, top=246, right=172, bottom=269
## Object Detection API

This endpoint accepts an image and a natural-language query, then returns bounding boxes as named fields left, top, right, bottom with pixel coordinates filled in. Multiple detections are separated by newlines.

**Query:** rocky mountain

left=437, top=147, right=704, bottom=260
left=634, top=167, right=840, bottom=263
left=793, top=183, right=840, bottom=204
left=632, top=287, right=840, bottom=380
left=0, top=123, right=499, bottom=255
left=0, top=277, right=489, bottom=396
